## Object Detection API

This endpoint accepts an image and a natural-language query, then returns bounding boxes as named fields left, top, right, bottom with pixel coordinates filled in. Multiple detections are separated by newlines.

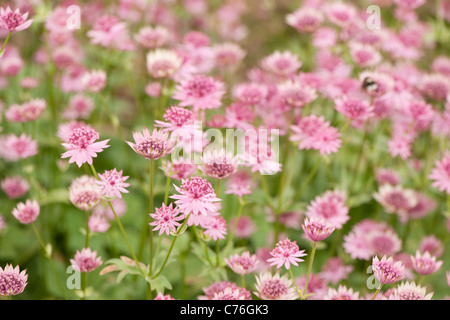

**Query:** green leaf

left=40, top=188, right=69, bottom=205
left=146, top=275, right=172, bottom=293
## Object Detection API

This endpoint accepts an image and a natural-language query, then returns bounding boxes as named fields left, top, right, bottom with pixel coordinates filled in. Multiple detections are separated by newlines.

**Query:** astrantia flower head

left=154, top=292, right=175, bottom=300
left=0, top=6, right=33, bottom=32
left=420, top=73, right=450, bottom=101
left=429, top=153, right=450, bottom=194
left=305, top=190, right=349, bottom=229
left=150, top=203, right=184, bottom=236
left=162, top=158, right=197, bottom=180
left=1, top=176, right=29, bottom=199
left=12, top=199, right=40, bottom=224
left=277, top=80, right=317, bottom=109
left=233, top=82, right=267, bottom=106
left=387, top=281, right=433, bottom=300
left=70, top=248, right=102, bottom=273
left=334, top=97, right=373, bottom=122
left=212, top=286, right=251, bottom=300
left=82, top=70, right=107, bottom=93
left=0, top=133, right=38, bottom=162
left=135, top=26, right=171, bottom=49
left=261, top=50, right=302, bottom=77
left=302, top=217, right=336, bottom=242
left=267, top=238, right=307, bottom=269
left=61, top=126, right=110, bottom=167
left=324, top=285, right=359, bottom=300
left=69, top=175, right=102, bottom=211
left=173, top=74, right=225, bottom=111
left=372, top=255, right=406, bottom=284
left=203, top=216, right=227, bottom=241
left=170, top=176, right=221, bottom=216
left=419, top=235, right=443, bottom=258
left=0, top=264, right=28, bottom=296
left=410, top=251, right=443, bottom=275
left=155, top=106, right=196, bottom=132
left=254, top=271, right=298, bottom=300
left=373, top=184, right=418, bottom=216
left=127, top=127, right=175, bottom=160
left=225, top=251, right=259, bottom=275
left=375, top=168, right=401, bottom=186
left=146, top=49, right=182, bottom=79
left=349, top=42, right=381, bottom=68
left=200, top=281, right=240, bottom=300
left=286, top=7, right=324, bottom=33
left=225, top=170, right=253, bottom=197
left=213, top=43, right=246, bottom=69
left=320, top=257, right=354, bottom=285
left=88, top=214, right=110, bottom=233
left=97, top=169, right=130, bottom=199
left=201, top=150, right=238, bottom=180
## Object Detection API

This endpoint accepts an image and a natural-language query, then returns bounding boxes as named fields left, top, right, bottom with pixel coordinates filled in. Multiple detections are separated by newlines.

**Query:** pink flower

left=70, top=248, right=102, bottom=273
left=372, top=255, right=406, bottom=284
left=231, top=216, right=256, bottom=239
left=0, top=7, right=33, bottom=32
left=267, top=238, right=307, bottom=269
left=387, top=281, right=433, bottom=300
left=154, top=292, right=175, bottom=300
left=61, top=127, right=110, bottom=167
left=173, top=74, right=225, bottom=111
left=5, top=99, right=46, bottom=123
left=349, top=42, right=381, bottom=68
left=320, top=257, right=353, bottom=285
left=295, top=273, right=328, bottom=300
left=324, top=285, right=359, bottom=300
left=161, top=158, right=197, bottom=180
left=286, top=7, right=324, bottom=33
left=146, top=49, right=183, bottom=79
left=325, top=2, right=358, bottom=28
left=0, top=133, right=38, bottom=161
left=302, top=217, right=335, bottom=242
left=410, top=251, right=443, bottom=275
left=64, top=94, right=94, bottom=120
left=305, top=190, right=349, bottom=229
left=334, top=97, right=373, bottom=122
left=127, top=127, right=175, bottom=160
left=277, top=80, right=317, bottom=109
left=150, top=203, right=184, bottom=236
left=155, top=106, right=197, bottom=132
left=373, top=184, right=418, bottom=216
left=429, top=153, right=450, bottom=194
left=420, top=73, right=450, bottom=101
left=82, top=70, right=107, bottom=93
left=203, top=216, right=227, bottom=241
left=88, top=214, right=110, bottom=233
left=199, top=281, right=242, bottom=300
left=254, top=271, right=298, bottom=300
left=0, top=264, right=28, bottom=296
left=233, top=82, right=267, bottom=106
left=359, top=71, right=395, bottom=97
left=201, top=150, right=238, bottom=180
left=213, top=43, right=246, bottom=70
left=145, top=82, right=162, bottom=97
left=419, top=235, right=444, bottom=258
left=97, top=169, right=130, bottom=199
left=225, top=171, right=253, bottom=197
left=1, top=176, right=29, bottom=199
left=261, top=50, right=302, bottom=77
left=69, top=175, right=101, bottom=211
left=57, top=121, right=91, bottom=142
left=92, top=198, right=127, bottom=220
left=170, top=176, right=221, bottom=216
left=11, top=199, right=40, bottom=224
left=212, top=287, right=251, bottom=300
left=225, top=251, right=259, bottom=275
left=134, top=26, right=171, bottom=49
left=375, top=168, right=401, bottom=186
left=87, top=15, right=133, bottom=50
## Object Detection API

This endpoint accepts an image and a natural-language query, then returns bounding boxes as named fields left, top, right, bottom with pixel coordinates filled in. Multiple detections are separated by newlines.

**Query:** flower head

left=387, top=281, right=433, bottom=300
left=97, top=169, right=130, bottom=199
left=70, top=248, right=102, bottom=273
left=201, top=150, right=238, bottom=180
left=61, top=127, right=110, bottom=167
left=410, top=251, right=443, bottom=275
left=267, top=238, right=307, bottom=269
left=305, top=190, right=349, bottom=229
left=261, top=50, right=302, bottom=77
left=0, top=134, right=38, bottom=162
left=0, top=264, right=28, bottom=296
left=146, top=49, right=182, bottom=79
left=320, top=257, right=353, bottom=285
left=127, top=127, right=175, bottom=160
left=154, top=292, right=175, bottom=300
left=429, top=153, right=450, bottom=194
left=0, top=7, right=33, bottom=32
left=203, top=216, right=227, bottom=241
left=150, top=203, right=184, bottom=236
left=372, top=255, right=406, bottom=284
left=88, top=214, right=110, bottom=233
left=254, top=271, right=298, bottom=300
left=82, top=70, right=107, bottom=93
left=225, top=171, right=253, bottom=197
left=302, top=217, right=335, bottom=242
left=286, top=7, right=324, bottom=33
left=225, top=251, right=259, bottom=275
left=69, top=175, right=102, bottom=211
left=212, top=287, right=251, bottom=300
left=324, top=285, right=359, bottom=300
left=12, top=199, right=40, bottom=224
left=1, top=176, right=29, bottom=199
left=373, top=184, right=418, bottom=216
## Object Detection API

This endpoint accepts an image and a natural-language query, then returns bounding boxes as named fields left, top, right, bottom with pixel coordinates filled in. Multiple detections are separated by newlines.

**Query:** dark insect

left=362, top=77, right=378, bottom=93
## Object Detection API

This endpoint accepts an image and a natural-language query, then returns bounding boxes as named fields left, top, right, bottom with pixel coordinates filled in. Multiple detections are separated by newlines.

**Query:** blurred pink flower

left=1, top=176, right=29, bottom=199
left=429, top=153, right=450, bottom=194
left=254, top=271, right=298, bottom=300
left=324, top=285, right=359, bottom=300
left=69, top=175, right=102, bottom=211
left=70, top=248, right=102, bottom=273
left=410, top=251, right=443, bottom=275
left=12, top=199, right=40, bottom=224
left=225, top=251, right=259, bottom=275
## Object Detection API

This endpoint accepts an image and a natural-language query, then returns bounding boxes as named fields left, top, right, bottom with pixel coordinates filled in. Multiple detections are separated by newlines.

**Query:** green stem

left=0, top=32, right=11, bottom=57
left=84, top=211, right=90, bottom=248
left=215, top=240, right=220, bottom=267
left=371, top=285, right=383, bottom=300
left=288, top=268, right=304, bottom=300
left=349, top=129, right=368, bottom=193
left=149, top=160, right=155, bottom=275
left=303, top=242, right=317, bottom=298
left=164, top=176, right=171, bottom=205
left=226, top=198, right=245, bottom=248
left=152, top=213, right=191, bottom=279
left=292, top=156, right=321, bottom=203
left=241, top=275, right=246, bottom=289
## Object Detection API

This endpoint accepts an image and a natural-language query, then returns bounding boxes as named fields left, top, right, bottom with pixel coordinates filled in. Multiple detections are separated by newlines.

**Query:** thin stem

left=350, top=129, right=368, bottom=193
left=288, top=268, right=304, bottom=300
left=292, top=156, right=321, bottom=203
left=0, top=32, right=11, bottom=57
left=215, top=240, right=220, bottom=267
left=149, top=160, right=155, bottom=275
left=226, top=198, right=245, bottom=247
left=371, top=285, right=383, bottom=300
left=164, top=176, right=171, bottom=205
left=84, top=211, right=90, bottom=248
left=241, top=275, right=246, bottom=289
left=152, top=213, right=191, bottom=279
left=303, top=242, right=317, bottom=297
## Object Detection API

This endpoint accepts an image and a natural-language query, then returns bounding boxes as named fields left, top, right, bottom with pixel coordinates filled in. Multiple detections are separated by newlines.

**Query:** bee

left=362, top=77, right=378, bottom=94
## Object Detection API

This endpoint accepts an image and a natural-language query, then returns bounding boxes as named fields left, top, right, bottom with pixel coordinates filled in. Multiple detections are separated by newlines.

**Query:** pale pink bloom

left=369, top=231, right=402, bottom=257
left=88, top=214, right=110, bottom=233
left=267, top=238, right=307, bottom=270
left=201, top=150, right=238, bottom=180
left=57, top=121, right=91, bottom=142
left=5, top=104, right=26, bottom=122
left=261, top=50, right=302, bottom=77
left=70, top=248, right=102, bottom=273
left=420, top=73, right=450, bottom=101
left=372, top=255, right=406, bottom=284
left=312, top=27, right=338, bottom=48
left=232, top=216, right=256, bottom=239
left=432, top=56, right=450, bottom=78
left=134, top=26, right=171, bottom=49
left=286, top=7, right=324, bottom=33
left=155, top=106, right=196, bottom=132
left=324, top=2, right=358, bottom=28
left=213, top=42, right=246, bottom=70
left=60, top=65, right=87, bottom=93
left=373, top=184, right=418, bottom=216
left=61, top=127, right=110, bottom=167
left=21, top=99, right=46, bottom=121
left=296, top=273, right=328, bottom=300
left=1, top=176, right=29, bottom=199
left=225, top=171, right=253, bottom=197
left=320, top=257, right=353, bottom=285
left=154, top=292, right=175, bottom=300
left=225, top=251, right=259, bottom=275
left=45, top=6, right=72, bottom=33
left=69, top=176, right=102, bottom=211
left=20, top=76, right=38, bottom=89
left=334, top=97, right=373, bottom=122
left=150, top=203, right=184, bottom=236
left=375, top=168, right=401, bottom=186
left=146, top=49, right=183, bottom=79
left=277, top=80, right=317, bottom=109
left=183, top=31, right=210, bottom=48
left=224, top=102, right=255, bottom=129
left=394, top=0, right=426, bottom=10
left=0, top=6, right=33, bottom=32
left=233, top=82, right=267, bottom=106
left=254, top=271, right=298, bottom=300
left=410, top=251, right=443, bottom=275
left=92, top=198, right=127, bottom=221
left=82, top=70, right=107, bottom=93
left=419, top=236, right=443, bottom=258
left=52, top=46, right=81, bottom=69
left=0, top=264, right=28, bottom=296
left=87, top=15, right=132, bottom=49
left=203, top=216, right=227, bottom=241
left=324, top=285, right=359, bottom=300
left=171, top=176, right=221, bottom=216
left=349, top=42, right=381, bottom=68
left=161, top=158, right=197, bottom=180
left=145, top=82, right=162, bottom=97
left=11, top=199, right=39, bottom=224
left=302, top=217, right=335, bottom=242
left=127, top=127, right=175, bottom=160
left=199, top=281, right=240, bottom=300
left=305, top=190, right=349, bottom=229
left=387, top=281, right=433, bottom=300
left=429, top=153, right=450, bottom=194
left=64, top=94, right=94, bottom=120
left=0, top=49, right=23, bottom=76
left=0, top=133, right=38, bottom=161
left=173, top=74, right=225, bottom=111
left=359, top=71, right=395, bottom=97
left=212, top=287, right=251, bottom=300
left=97, top=169, right=130, bottom=199
left=387, top=133, right=413, bottom=160
left=405, top=192, right=436, bottom=222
